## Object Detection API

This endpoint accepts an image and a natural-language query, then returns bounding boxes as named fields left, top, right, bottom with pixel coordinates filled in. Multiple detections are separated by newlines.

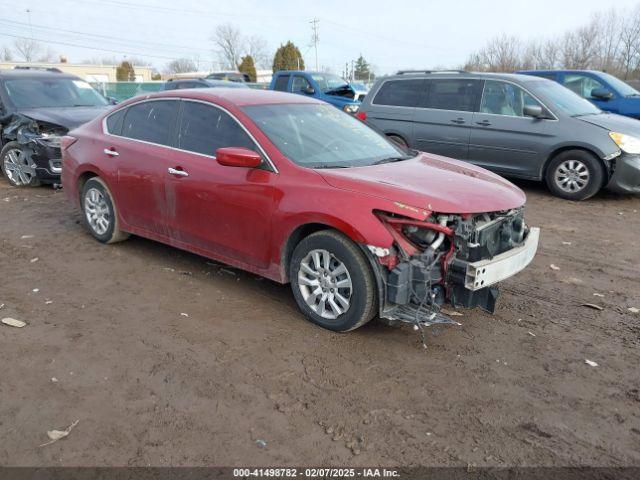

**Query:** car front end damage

left=1, top=113, right=66, bottom=184
left=365, top=207, right=539, bottom=344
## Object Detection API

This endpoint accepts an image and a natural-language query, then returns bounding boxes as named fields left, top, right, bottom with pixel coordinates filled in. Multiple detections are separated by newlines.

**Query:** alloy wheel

left=84, top=187, right=111, bottom=235
left=297, top=249, right=353, bottom=319
left=554, top=159, right=590, bottom=193
left=3, top=148, right=36, bottom=186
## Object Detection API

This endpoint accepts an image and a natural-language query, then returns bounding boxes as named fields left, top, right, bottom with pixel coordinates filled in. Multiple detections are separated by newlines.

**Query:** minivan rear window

left=423, top=79, right=482, bottom=112
left=373, top=79, right=424, bottom=107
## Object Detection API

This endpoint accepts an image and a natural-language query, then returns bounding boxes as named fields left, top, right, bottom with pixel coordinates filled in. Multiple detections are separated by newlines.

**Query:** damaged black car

left=0, top=68, right=110, bottom=187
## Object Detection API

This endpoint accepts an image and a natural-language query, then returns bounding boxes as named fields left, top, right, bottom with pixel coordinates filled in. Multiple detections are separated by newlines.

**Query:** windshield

left=310, top=73, right=350, bottom=93
left=598, top=72, right=640, bottom=97
left=530, top=80, right=601, bottom=116
left=243, top=103, right=411, bottom=168
left=3, top=78, right=108, bottom=108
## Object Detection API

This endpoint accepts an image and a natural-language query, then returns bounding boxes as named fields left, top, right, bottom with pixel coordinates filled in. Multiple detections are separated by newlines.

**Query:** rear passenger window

left=106, top=109, right=125, bottom=135
left=373, top=79, right=424, bottom=107
left=273, top=75, right=290, bottom=91
left=121, top=100, right=178, bottom=145
left=178, top=101, right=258, bottom=157
left=423, top=79, right=482, bottom=112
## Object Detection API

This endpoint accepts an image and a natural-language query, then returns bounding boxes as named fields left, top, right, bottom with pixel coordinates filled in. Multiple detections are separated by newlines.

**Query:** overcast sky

left=1, top=0, right=639, bottom=75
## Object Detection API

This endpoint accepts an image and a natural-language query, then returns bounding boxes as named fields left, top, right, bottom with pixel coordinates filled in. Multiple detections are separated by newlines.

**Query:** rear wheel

left=1, top=142, right=41, bottom=187
left=289, top=230, right=377, bottom=332
left=81, top=177, right=129, bottom=244
left=545, top=150, right=605, bottom=201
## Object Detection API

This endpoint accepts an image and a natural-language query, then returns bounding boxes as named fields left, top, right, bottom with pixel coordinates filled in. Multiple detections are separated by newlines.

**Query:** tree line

left=464, top=5, right=640, bottom=79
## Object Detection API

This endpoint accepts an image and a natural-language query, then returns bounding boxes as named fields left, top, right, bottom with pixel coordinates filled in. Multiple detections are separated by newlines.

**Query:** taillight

left=60, top=135, right=78, bottom=151
left=356, top=111, right=367, bottom=121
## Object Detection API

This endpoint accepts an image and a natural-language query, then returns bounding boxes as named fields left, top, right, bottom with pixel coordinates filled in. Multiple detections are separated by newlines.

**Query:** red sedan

left=62, top=88, right=539, bottom=334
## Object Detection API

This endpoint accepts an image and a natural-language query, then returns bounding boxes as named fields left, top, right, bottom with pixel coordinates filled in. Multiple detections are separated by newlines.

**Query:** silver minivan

left=358, top=70, right=640, bottom=200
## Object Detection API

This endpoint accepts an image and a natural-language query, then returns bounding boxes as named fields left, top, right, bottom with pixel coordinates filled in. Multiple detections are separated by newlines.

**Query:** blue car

left=269, top=70, right=362, bottom=113
left=519, top=70, right=640, bottom=119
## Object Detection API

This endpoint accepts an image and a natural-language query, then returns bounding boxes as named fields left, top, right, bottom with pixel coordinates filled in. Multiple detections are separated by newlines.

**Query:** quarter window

left=121, top=100, right=178, bottom=145
left=423, top=79, right=482, bottom=112
left=480, top=80, right=541, bottom=117
left=373, top=79, right=424, bottom=107
left=106, top=108, right=125, bottom=135
left=273, top=75, right=290, bottom=92
left=563, top=74, right=606, bottom=99
left=178, top=101, right=257, bottom=157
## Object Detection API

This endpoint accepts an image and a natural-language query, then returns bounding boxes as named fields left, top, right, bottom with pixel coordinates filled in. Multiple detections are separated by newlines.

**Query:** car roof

left=127, top=88, right=324, bottom=107
left=386, top=71, right=543, bottom=83
left=0, top=69, right=81, bottom=80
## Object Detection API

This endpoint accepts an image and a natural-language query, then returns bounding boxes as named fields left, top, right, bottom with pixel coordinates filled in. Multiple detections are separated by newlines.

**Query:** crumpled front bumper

left=607, top=154, right=640, bottom=194
left=29, top=140, right=62, bottom=184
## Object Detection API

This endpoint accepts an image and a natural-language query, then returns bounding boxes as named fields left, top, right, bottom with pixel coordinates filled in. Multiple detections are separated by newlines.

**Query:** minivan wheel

left=0, top=142, right=41, bottom=188
left=545, top=150, right=605, bottom=201
left=81, top=177, right=129, bottom=244
left=289, top=230, right=377, bottom=332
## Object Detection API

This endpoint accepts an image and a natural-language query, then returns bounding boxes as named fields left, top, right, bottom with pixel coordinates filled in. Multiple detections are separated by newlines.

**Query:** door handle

left=475, top=120, right=492, bottom=126
left=451, top=118, right=466, bottom=124
left=103, top=148, right=119, bottom=157
left=168, top=167, right=189, bottom=177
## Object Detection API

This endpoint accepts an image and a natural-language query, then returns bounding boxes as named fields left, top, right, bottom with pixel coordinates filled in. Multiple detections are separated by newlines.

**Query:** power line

left=0, top=31, right=185, bottom=61
left=0, top=18, right=212, bottom=56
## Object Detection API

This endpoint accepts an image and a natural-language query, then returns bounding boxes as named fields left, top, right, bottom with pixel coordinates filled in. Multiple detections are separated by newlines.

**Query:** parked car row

left=357, top=70, right=640, bottom=200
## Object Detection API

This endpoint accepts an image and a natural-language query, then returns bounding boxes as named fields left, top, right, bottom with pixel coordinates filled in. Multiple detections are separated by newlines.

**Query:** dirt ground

left=0, top=178, right=639, bottom=468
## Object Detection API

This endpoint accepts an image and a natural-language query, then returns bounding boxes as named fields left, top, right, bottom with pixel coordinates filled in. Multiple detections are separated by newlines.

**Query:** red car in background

left=61, top=88, right=539, bottom=335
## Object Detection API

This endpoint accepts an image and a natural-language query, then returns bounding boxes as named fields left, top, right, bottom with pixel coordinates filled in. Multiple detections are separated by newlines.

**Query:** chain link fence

left=90, top=81, right=269, bottom=102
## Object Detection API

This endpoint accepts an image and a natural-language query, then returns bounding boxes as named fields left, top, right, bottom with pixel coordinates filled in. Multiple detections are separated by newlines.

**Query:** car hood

left=20, top=106, right=109, bottom=131
left=318, top=153, right=526, bottom=214
left=576, top=112, right=640, bottom=136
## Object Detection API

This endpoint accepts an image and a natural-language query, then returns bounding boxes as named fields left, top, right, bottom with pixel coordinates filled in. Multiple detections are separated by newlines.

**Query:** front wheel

left=290, top=230, right=377, bottom=332
left=545, top=150, right=605, bottom=200
left=0, top=142, right=41, bottom=187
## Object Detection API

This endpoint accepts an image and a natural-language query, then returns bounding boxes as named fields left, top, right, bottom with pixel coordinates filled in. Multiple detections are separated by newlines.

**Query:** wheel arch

left=542, top=145, right=609, bottom=181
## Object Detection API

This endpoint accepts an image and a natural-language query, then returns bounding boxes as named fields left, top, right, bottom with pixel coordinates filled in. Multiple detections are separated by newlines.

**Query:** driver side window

left=291, top=76, right=312, bottom=94
left=178, top=101, right=260, bottom=158
left=480, top=81, right=541, bottom=117
left=563, top=74, right=606, bottom=99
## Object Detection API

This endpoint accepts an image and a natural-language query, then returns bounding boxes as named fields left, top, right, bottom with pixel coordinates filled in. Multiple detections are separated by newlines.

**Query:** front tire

left=545, top=150, right=605, bottom=200
left=1, top=142, right=41, bottom=188
left=81, top=177, right=129, bottom=244
left=290, top=230, right=377, bottom=332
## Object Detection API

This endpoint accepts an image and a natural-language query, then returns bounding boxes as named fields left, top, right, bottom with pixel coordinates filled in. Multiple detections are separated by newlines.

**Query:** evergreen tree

left=353, top=55, right=374, bottom=81
left=238, top=55, right=257, bottom=82
left=272, top=41, right=304, bottom=72
left=116, top=61, right=135, bottom=81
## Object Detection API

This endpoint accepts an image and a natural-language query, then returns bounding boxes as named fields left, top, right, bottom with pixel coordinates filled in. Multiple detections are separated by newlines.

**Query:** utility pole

left=25, top=8, right=33, bottom=40
left=310, top=18, right=319, bottom=71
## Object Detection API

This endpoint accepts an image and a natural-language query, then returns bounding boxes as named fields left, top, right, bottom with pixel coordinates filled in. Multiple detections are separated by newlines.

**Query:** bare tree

left=464, top=35, right=522, bottom=72
left=618, top=5, right=640, bottom=78
left=163, top=58, right=197, bottom=74
left=212, top=23, right=243, bottom=70
left=593, top=9, right=622, bottom=72
left=13, top=37, right=42, bottom=62
left=37, top=47, right=57, bottom=63
left=246, top=35, right=270, bottom=70
left=1, top=45, right=12, bottom=61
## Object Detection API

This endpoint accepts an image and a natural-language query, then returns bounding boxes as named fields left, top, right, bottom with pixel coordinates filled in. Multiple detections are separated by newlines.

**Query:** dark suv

left=358, top=70, right=640, bottom=200
left=0, top=68, right=109, bottom=187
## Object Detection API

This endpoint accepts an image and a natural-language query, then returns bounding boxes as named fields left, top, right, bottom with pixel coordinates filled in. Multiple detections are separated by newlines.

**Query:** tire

left=387, top=134, right=408, bottom=149
left=289, top=230, right=377, bottom=332
left=545, top=150, right=605, bottom=201
left=80, top=177, right=129, bottom=244
left=0, top=142, right=41, bottom=188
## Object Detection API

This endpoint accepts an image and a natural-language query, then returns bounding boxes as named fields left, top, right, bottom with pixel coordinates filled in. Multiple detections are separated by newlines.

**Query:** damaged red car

left=61, top=89, right=540, bottom=334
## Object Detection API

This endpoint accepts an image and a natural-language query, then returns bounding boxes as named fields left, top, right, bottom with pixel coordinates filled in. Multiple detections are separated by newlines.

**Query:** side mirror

left=303, top=86, right=315, bottom=95
left=107, top=96, right=118, bottom=105
left=216, top=147, right=262, bottom=168
left=523, top=104, right=545, bottom=119
left=591, top=87, right=614, bottom=100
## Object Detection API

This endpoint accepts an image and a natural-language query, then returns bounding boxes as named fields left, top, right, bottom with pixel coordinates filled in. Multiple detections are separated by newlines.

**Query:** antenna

left=310, top=18, right=319, bottom=71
